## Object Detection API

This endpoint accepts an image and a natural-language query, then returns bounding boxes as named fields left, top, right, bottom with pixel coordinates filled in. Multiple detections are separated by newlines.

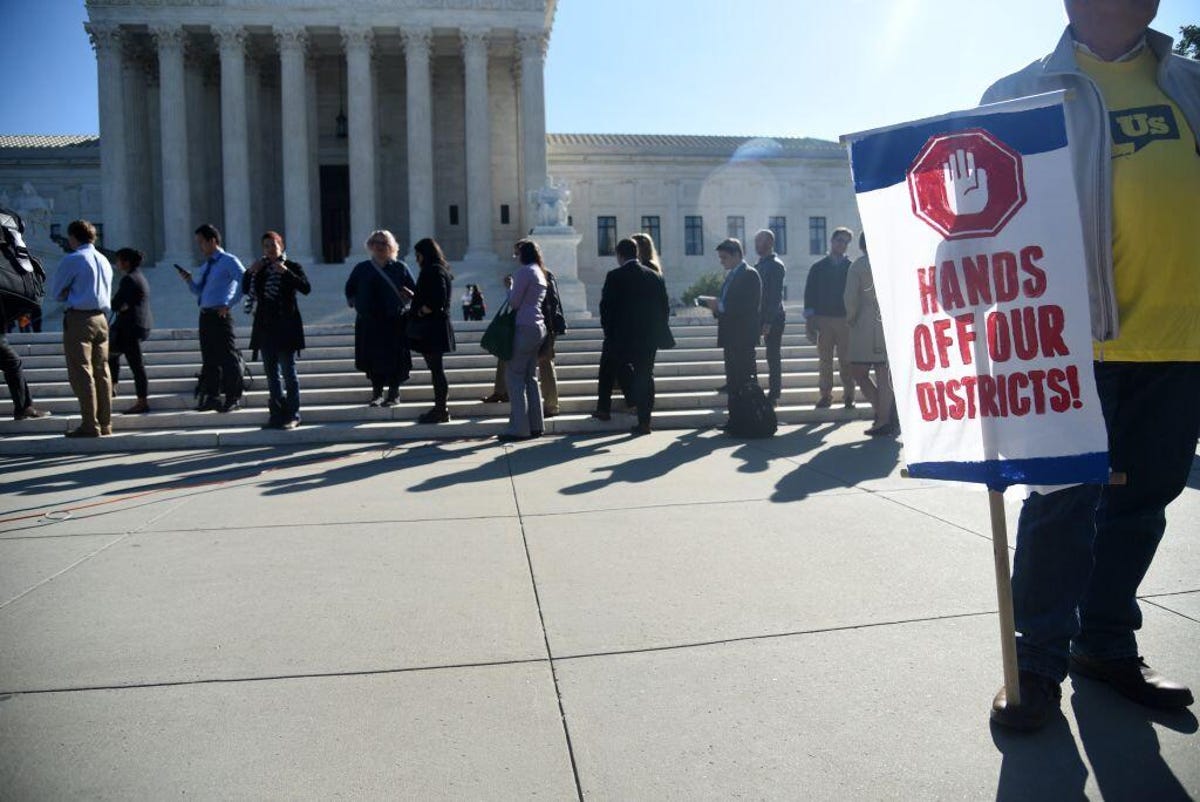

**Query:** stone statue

left=530, top=176, right=571, bottom=229
left=14, top=182, right=53, bottom=241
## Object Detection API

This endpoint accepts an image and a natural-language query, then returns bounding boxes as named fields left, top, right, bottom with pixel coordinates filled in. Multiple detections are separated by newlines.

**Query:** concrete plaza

left=1, top=423, right=1197, bottom=800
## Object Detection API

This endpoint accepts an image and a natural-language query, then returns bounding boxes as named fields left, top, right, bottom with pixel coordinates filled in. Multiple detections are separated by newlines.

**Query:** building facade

left=1, top=1, right=863, bottom=324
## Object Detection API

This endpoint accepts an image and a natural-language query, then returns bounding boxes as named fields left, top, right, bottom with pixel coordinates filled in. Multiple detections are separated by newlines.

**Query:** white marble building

left=0, top=0, right=862, bottom=325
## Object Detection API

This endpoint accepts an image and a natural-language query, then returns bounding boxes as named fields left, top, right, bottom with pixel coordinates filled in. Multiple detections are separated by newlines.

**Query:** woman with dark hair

left=244, top=231, right=311, bottom=429
left=469, top=285, right=487, bottom=321
left=345, top=230, right=415, bottom=407
left=108, top=247, right=153, bottom=414
left=499, top=238, right=548, bottom=441
left=409, top=237, right=456, bottom=423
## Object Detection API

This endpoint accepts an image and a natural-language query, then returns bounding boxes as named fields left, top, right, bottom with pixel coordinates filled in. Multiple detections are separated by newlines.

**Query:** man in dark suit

left=705, top=238, right=762, bottom=416
left=754, top=229, right=787, bottom=405
left=597, top=237, right=670, bottom=436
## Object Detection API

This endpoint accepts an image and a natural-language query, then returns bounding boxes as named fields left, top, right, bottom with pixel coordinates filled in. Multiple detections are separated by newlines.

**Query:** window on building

left=726, top=215, right=745, bottom=245
left=597, top=216, right=618, bottom=256
left=500, top=204, right=511, bottom=225
left=809, top=216, right=827, bottom=255
left=449, top=205, right=460, bottom=226
left=769, top=216, right=788, bottom=255
left=94, top=223, right=104, bottom=247
left=685, top=215, right=704, bottom=256
left=641, top=215, right=661, bottom=250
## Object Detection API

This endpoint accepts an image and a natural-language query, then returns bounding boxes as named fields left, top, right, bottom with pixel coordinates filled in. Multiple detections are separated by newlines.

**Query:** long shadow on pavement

left=990, top=678, right=1198, bottom=802
left=762, top=424, right=904, bottom=502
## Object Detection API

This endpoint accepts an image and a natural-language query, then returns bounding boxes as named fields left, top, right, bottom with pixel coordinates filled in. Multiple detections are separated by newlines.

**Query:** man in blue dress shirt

left=48, top=219, right=113, bottom=437
left=179, top=223, right=245, bottom=412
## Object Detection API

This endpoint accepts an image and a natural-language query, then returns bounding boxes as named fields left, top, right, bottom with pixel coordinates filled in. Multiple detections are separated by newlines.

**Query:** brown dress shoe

left=100, top=426, right=112, bottom=435
left=990, top=671, right=1062, bottom=732
left=14, top=406, right=52, bottom=420
left=480, top=393, right=509, bottom=404
left=814, top=396, right=833, bottom=409
left=1070, top=654, right=1194, bottom=709
left=122, top=399, right=151, bottom=415
left=65, top=427, right=101, bottom=438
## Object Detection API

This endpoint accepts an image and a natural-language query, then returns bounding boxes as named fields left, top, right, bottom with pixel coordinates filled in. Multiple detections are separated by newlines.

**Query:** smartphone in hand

left=174, top=263, right=191, bottom=280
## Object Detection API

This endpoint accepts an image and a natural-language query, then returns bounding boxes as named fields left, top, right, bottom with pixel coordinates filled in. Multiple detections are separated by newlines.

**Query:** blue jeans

left=505, top=323, right=546, bottom=437
left=261, top=348, right=300, bottom=422
left=1012, top=362, right=1200, bottom=681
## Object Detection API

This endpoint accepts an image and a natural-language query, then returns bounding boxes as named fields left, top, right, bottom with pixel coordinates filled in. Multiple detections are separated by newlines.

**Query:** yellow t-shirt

left=1077, top=48, right=1200, bottom=361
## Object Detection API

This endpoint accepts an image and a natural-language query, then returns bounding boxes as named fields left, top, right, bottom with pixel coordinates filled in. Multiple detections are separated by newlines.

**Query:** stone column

left=305, top=46, right=321, bottom=261
left=276, top=26, right=314, bottom=265
left=460, top=28, right=494, bottom=261
left=402, top=26, right=435, bottom=249
left=87, top=23, right=130, bottom=250
left=517, top=30, right=548, bottom=233
left=342, top=27, right=377, bottom=253
left=214, top=25, right=252, bottom=260
left=151, top=24, right=192, bottom=266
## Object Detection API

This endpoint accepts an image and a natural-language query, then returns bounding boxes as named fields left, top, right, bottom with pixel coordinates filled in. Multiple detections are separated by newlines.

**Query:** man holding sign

left=982, top=0, right=1200, bottom=730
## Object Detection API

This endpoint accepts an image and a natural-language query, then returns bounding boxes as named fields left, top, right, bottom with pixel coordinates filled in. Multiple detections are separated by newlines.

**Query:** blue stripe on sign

left=851, top=104, right=1068, bottom=193
left=906, top=452, right=1109, bottom=492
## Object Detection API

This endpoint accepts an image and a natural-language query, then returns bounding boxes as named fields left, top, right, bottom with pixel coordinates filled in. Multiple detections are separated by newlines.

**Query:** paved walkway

left=1, top=424, right=1197, bottom=800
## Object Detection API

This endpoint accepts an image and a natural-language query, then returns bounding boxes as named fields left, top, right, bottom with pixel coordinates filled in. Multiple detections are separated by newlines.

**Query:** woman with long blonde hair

left=632, top=232, right=662, bottom=274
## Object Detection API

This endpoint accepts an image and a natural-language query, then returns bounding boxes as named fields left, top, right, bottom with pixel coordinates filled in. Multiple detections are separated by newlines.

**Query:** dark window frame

left=640, top=215, right=661, bottom=252
left=597, top=215, right=618, bottom=257
left=809, top=216, right=827, bottom=256
left=685, top=215, right=704, bottom=256
left=769, top=216, right=788, bottom=255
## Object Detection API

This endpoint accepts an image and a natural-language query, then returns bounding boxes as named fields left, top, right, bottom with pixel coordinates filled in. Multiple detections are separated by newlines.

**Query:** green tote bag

left=480, top=300, right=516, bottom=361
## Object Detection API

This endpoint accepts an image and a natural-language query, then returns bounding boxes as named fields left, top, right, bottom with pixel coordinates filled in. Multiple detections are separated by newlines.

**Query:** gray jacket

left=981, top=27, right=1200, bottom=342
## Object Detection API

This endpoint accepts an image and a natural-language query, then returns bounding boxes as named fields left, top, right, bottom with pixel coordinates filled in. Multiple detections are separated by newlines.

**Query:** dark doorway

left=320, top=165, right=350, bottom=263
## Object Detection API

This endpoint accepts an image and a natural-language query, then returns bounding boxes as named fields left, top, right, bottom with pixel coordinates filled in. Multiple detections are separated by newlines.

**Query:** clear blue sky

left=2, top=0, right=1195, bottom=142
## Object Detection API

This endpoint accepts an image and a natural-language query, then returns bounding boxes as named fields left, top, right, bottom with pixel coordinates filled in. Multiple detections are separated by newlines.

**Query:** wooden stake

left=989, top=490, right=1021, bottom=707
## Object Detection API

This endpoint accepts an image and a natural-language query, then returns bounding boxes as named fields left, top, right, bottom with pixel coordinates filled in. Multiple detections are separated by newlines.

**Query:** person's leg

left=261, top=348, right=284, bottom=423
left=766, top=319, right=784, bottom=399
left=505, top=326, right=540, bottom=436
left=849, top=364, right=879, bottom=419
left=539, top=348, right=559, bottom=415
left=487, top=360, right=508, bottom=400
left=63, top=314, right=99, bottom=432
left=595, top=344, right=614, bottom=414
left=108, top=351, right=123, bottom=393
left=279, top=350, right=301, bottom=422
left=92, top=316, right=112, bottom=431
left=428, top=352, right=449, bottom=410
left=814, top=315, right=835, bottom=402
left=217, top=316, right=241, bottom=403
left=126, top=340, right=149, bottom=401
left=634, top=352, right=656, bottom=429
left=723, top=346, right=737, bottom=413
left=875, top=363, right=895, bottom=430
left=0, top=333, right=33, bottom=412
left=198, top=314, right=221, bottom=401
left=832, top=317, right=855, bottom=405
left=525, top=332, right=545, bottom=434
left=1074, top=362, right=1200, bottom=661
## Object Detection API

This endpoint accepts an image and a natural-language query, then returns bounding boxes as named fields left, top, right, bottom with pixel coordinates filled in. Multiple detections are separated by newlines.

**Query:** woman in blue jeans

left=243, top=231, right=311, bottom=430
left=498, top=238, right=548, bottom=442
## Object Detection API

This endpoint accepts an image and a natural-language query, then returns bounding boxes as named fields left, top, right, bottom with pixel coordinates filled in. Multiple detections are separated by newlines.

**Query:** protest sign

left=844, top=92, right=1108, bottom=492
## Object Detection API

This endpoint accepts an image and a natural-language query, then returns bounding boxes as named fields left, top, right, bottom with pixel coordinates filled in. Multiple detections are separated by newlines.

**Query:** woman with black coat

left=244, top=231, right=312, bottom=429
left=108, top=247, right=154, bottom=414
left=345, top=230, right=416, bottom=408
left=408, top=237, right=456, bottom=424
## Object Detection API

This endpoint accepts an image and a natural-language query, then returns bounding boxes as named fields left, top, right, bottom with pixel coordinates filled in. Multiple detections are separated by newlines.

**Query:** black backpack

left=542, top=270, right=568, bottom=336
left=726, top=379, right=777, bottom=438
left=0, top=207, right=47, bottom=324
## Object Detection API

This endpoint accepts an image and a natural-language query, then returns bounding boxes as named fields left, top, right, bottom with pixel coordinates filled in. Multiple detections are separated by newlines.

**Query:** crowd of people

left=0, top=214, right=899, bottom=440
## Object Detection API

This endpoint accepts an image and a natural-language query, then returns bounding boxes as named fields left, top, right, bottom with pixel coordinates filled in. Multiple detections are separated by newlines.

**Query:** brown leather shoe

left=814, top=396, right=833, bottom=409
left=65, top=427, right=101, bottom=438
left=990, top=671, right=1062, bottom=732
left=14, top=406, right=51, bottom=420
left=100, top=426, right=112, bottom=436
left=122, top=399, right=151, bottom=415
left=480, top=393, right=509, bottom=403
left=1070, top=654, right=1194, bottom=710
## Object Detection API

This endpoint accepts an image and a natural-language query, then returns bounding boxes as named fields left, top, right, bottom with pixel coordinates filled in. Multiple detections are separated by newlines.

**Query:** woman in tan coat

left=844, top=233, right=896, bottom=436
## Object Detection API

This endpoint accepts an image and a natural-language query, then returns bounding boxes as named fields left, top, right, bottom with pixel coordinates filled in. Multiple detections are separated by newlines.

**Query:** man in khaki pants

left=48, top=220, right=113, bottom=437
left=803, top=227, right=856, bottom=409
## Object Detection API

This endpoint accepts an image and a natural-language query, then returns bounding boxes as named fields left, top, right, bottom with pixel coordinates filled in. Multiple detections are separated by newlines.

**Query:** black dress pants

left=723, top=345, right=756, bottom=412
left=0, top=332, right=32, bottom=413
left=423, top=352, right=449, bottom=408
left=764, top=319, right=785, bottom=399
left=198, top=310, right=241, bottom=401
left=628, top=351, right=657, bottom=428
left=109, top=339, right=149, bottom=399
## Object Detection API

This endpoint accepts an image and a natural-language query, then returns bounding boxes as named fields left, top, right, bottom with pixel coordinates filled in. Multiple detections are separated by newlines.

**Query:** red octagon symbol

left=907, top=128, right=1026, bottom=241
